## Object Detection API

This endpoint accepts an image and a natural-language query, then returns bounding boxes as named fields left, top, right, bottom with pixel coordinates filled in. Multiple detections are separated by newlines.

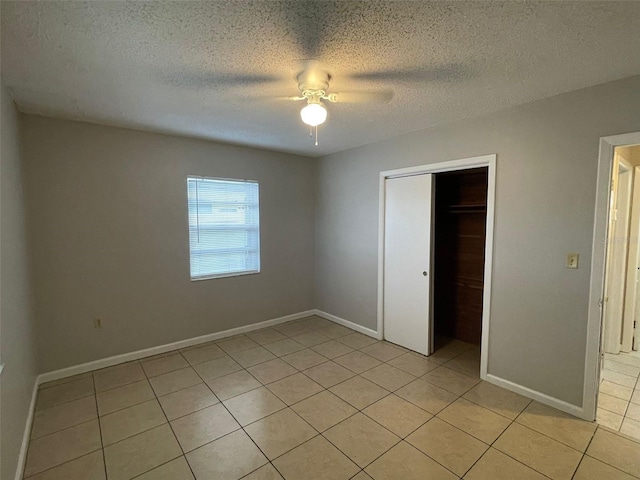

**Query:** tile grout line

left=474, top=414, right=556, bottom=480
left=93, top=363, right=147, bottom=396
left=324, top=369, right=504, bottom=480
left=91, top=374, right=109, bottom=480
left=89, top=356, right=178, bottom=478
left=320, top=427, right=402, bottom=476
left=142, top=349, right=200, bottom=479
left=32, top=389, right=96, bottom=414
left=25, top=382, right=104, bottom=478
left=580, top=450, right=640, bottom=479
left=584, top=425, right=640, bottom=476
left=597, top=387, right=635, bottom=402
left=273, top=394, right=361, bottom=474
left=569, top=427, right=600, bottom=480
left=509, top=410, right=597, bottom=453
left=456, top=409, right=521, bottom=480
left=21, top=381, right=102, bottom=479
left=570, top=455, right=587, bottom=480
left=184, top=347, right=284, bottom=479
left=128, top=456, right=187, bottom=479
left=489, top=403, right=608, bottom=479
left=95, top=374, right=155, bottom=411
left=21, top=450, right=105, bottom=480
left=38, top=371, right=94, bottom=391
left=603, top=374, right=640, bottom=389
left=407, top=381, right=520, bottom=478
left=22, top=417, right=99, bottom=444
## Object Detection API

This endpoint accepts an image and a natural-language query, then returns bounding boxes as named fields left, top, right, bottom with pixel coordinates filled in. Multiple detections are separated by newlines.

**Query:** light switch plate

left=566, top=253, right=579, bottom=269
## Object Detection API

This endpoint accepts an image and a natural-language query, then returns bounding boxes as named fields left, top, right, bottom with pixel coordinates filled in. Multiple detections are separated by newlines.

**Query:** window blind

left=187, top=176, right=260, bottom=280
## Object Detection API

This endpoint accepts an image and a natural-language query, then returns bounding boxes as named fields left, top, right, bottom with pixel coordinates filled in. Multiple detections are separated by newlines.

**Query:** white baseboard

left=485, top=373, right=586, bottom=420
left=313, top=309, right=382, bottom=340
left=39, top=310, right=316, bottom=385
left=14, top=377, right=39, bottom=480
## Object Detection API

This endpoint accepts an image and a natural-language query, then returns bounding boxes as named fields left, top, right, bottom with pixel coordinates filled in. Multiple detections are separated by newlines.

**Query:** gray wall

left=315, top=75, right=640, bottom=407
left=1, top=80, right=38, bottom=480
left=22, top=116, right=315, bottom=372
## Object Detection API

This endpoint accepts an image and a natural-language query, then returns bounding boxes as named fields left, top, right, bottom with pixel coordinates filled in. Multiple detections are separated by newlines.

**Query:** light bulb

left=300, top=103, right=327, bottom=127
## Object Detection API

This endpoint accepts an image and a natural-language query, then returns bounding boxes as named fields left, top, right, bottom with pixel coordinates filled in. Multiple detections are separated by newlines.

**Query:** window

left=187, top=176, right=260, bottom=280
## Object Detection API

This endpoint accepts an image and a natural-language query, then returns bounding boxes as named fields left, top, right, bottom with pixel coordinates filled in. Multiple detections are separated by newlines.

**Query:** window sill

left=190, top=270, right=261, bottom=282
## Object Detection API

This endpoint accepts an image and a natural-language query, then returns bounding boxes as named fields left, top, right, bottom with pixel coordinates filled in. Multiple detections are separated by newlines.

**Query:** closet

left=433, top=167, right=488, bottom=346
left=381, top=157, right=493, bottom=358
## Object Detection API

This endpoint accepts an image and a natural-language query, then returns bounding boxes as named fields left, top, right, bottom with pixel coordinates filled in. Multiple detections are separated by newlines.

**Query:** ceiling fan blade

left=326, top=90, right=394, bottom=104
left=265, top=95, right=306, bottom=102
left=239, top=94, right=306, bottom=103
left=157, top=69, right=279, bottom=89
left=350, top=64, right=471, bottom=83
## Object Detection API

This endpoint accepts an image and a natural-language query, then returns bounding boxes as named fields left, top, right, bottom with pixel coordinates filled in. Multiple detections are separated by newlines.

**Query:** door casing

left=377, top=154, right=497, bottom=380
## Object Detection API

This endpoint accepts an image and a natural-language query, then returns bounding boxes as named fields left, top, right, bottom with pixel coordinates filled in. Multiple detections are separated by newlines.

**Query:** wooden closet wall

left=433, top=167, right=488, bottom=346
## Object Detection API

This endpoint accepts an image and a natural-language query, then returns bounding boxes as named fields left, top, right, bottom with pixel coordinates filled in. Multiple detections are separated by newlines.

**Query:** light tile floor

left=597, top=351, right=640, bottom=441
left=24, top=316, right=640, bottom=479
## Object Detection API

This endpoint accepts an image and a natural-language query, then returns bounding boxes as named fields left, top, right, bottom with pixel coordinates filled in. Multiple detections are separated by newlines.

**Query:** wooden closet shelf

left=447, top=204, right=487, bottom=213
left=448, top=203, right=486, bottom=208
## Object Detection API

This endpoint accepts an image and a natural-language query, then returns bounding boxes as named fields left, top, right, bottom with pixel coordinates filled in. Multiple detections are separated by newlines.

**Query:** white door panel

left=383, top=174, right=433, bottom=355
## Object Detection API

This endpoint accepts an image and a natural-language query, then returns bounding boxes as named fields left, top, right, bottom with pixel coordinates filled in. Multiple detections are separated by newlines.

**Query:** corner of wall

left=0, top=77, right=40, bottom=480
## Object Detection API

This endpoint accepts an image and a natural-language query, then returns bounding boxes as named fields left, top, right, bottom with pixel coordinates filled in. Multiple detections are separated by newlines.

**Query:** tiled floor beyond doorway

left=597, top=350, right=640, bottom=441
left=24, top=316, right=640, bottom=479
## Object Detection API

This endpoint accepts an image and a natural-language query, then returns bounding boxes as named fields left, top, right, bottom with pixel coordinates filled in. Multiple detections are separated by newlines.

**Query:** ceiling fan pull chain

left=309, top=125, right=312, bottom=137
left=315, top=125, right=318, bottom=146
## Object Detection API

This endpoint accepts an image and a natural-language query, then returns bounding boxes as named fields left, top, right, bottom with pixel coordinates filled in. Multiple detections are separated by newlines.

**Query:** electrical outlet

left=94, top=318, right=102, bottom=329
left=566, top=253, right=579, bottom=269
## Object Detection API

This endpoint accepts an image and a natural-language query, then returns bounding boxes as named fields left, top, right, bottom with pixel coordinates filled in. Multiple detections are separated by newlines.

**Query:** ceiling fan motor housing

left=297, top=66, right=331, bottom=98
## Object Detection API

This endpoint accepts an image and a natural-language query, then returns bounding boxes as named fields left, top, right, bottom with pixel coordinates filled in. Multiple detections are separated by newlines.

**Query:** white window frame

left=187, top=176, right=261, bottom=281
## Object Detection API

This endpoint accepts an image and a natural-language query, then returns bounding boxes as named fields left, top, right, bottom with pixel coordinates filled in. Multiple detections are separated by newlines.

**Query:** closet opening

left=378, top=154, right=495, bottom=380
left=432, top=168, right=488, bottom=361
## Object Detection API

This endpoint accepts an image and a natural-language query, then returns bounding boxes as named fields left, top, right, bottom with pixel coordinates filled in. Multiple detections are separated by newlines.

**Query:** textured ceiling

left=2, top=1, right=640, bottom=157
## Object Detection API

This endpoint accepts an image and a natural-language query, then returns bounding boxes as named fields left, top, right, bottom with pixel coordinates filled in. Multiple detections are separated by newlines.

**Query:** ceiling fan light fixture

left=300, top=102, right=327, bottom=127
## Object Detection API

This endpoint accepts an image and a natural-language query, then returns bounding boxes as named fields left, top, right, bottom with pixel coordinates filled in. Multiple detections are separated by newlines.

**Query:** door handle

left=423, top=271, right=428, bottom=276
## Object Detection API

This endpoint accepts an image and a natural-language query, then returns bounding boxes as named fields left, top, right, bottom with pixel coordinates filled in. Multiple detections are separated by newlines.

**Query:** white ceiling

left=2, top=1, right=639, bottom=157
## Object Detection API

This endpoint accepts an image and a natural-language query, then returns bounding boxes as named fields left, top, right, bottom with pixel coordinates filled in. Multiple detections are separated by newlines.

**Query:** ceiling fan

left=157, top=59, right=403, bottom=146
left=158, top=60, right=470, bottom=146
left=278, top=61, right=394, bottom=145
left=154, top=3, right=473, bottom=147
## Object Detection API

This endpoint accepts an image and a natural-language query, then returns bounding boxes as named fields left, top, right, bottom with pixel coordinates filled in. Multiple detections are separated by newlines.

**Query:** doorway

left=596, top=144, right=640, bottom=438
left=377, top=154, right=496, bottom=380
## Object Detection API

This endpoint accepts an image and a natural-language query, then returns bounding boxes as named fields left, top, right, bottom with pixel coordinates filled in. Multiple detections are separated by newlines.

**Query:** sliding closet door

left=383, top=174, right=434, bottom=355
